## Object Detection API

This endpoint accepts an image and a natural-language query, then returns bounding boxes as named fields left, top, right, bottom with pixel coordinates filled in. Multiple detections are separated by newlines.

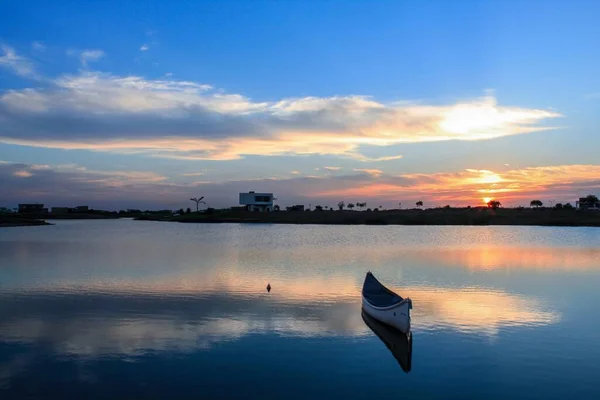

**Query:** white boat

left=362, top=271, right=412, bottom=334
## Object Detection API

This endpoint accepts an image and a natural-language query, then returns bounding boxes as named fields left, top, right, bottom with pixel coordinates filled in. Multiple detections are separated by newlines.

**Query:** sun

left=483, top=197, right=492, bottom=204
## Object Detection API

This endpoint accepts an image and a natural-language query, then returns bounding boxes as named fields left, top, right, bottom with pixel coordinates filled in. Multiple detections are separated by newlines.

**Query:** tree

left=190, top=196, right=206, bottom=212
left=398, top=202, right=402, bottom=209
left=416, top=201, right=423, bottom=208
left=186, top=207, right=191, bottom=214
left=585, top=194, right=599, bottom=204
left=315, top=205, right=323, bottom=211
left=338, top=201, right=345, bottom=210
left=564, top=202, right=574, bottom=210
left=487, top=200, right=501, bottom=209
left=178, top=208, right=184, bottom=215
left=530, top=200, right=543, bottom=208
left=554, top=203, right=563, bottom=209
left=347, top=203, right=355, bottom=210
left=273, top=205, right=280, bottom=211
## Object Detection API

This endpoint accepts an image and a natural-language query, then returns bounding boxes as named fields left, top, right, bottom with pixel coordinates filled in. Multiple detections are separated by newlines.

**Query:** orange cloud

left=317, top=164, right=600, bottom=205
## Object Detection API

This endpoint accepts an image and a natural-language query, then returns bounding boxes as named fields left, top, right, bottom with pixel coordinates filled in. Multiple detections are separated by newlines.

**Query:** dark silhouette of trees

left=338, top=201, right=345, bottom=210
left=530, top=200, right=543, bottom=208
left=416, top=201, right=423, bottom=208
left=564, top=202, right=574, bottom=210
left=314, top=205, right=323, bottom=211
left=185, top=207, right=191, bottom=214
left=554, top=203, right=563, bottom=209
left=398, top=202, right=402, bottom=209
left=178, top=208, right=184, bottom=215
left=273, top=205, right=280, bottom=211
left=487, top=200, right=501, bottom=209
left=190, top=196, right=206, bottom=212
left=585, top=194, right=599, bottom=203
left=347, top=203, right=355, bottom=210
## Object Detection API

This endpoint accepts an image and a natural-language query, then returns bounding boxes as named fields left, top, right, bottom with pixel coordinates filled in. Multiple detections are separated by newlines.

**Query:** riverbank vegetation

left=135, top=207, right=600, bottom=227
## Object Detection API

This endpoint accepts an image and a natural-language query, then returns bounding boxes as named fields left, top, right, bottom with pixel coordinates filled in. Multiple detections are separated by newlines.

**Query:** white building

left=239, top=191, right=275, bottom=211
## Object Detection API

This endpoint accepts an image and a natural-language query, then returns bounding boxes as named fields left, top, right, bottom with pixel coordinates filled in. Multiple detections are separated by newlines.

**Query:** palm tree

left=398, top=202, right=402, bottom=209
left=190, top=196, right=206, bottom=212
left=530, top=200, right=543, bottom=208
left=416, top=201, right=423, bottom=208
left=338, top=201, right=345, bottom=210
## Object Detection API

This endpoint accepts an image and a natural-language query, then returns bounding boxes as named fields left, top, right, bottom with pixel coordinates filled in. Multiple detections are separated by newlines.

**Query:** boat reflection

left=361, top=309, right=412, bottom=373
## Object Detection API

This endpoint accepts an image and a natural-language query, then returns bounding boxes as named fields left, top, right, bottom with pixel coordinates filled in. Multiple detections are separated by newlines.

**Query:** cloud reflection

left=0, top=281, right=558, bottom=361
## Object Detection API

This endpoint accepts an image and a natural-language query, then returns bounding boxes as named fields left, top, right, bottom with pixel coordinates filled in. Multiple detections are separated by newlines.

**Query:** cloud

left=317, top=164, right=600, bottom=205
left=1, top=160, right=597, bottom=209
left=140, top=44, right=149, bottom=51
left=31, top=41, right=45, bottom=52
left=67, top=49, right=105, bottom=66
left=0, top=70, right=561, bottom=161
left=323, top=166, right=342, bottom=171
left=180, top=172, right=204, bottom=177
left=13, top=170, right=33, bottom=178
left=0, top=45, right=36, bottom=78
left=353, top=168, right=383, bottom=177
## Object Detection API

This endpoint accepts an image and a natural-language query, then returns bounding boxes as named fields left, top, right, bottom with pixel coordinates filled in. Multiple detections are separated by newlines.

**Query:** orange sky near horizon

left=315, top=164, right=600, bottom=206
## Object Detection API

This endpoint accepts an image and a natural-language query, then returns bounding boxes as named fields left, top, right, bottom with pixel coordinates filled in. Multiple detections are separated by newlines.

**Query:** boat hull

left=362, top=297, right=412, bottom=334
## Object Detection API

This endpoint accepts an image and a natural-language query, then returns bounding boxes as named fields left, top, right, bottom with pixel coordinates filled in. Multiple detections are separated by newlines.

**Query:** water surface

left=1, top=221, right=599, bottom=399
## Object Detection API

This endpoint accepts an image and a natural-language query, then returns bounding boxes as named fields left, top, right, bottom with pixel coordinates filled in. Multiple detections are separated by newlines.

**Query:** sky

left=1, top=0, right=599, bottom=210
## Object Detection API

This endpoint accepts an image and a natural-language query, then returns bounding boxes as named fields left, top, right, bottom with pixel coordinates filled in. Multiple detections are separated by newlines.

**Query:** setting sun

left=483, top=197, right=492, bottom=204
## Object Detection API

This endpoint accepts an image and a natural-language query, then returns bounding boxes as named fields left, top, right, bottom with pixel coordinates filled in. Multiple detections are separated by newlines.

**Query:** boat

left=362, top=310, right=412, bottom=373
left=362, top=271, right=412, bottom=334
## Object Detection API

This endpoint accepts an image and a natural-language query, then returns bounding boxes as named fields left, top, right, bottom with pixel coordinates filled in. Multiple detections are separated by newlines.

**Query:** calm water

left=1, top=220, right=600, bottom=399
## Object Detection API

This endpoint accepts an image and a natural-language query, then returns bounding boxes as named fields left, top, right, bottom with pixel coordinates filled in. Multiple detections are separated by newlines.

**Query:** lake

left=1, top=220, right=599, bottom=399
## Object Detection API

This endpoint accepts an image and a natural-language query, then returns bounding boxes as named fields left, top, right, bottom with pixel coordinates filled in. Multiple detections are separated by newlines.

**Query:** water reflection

left=361, top=310, right=412, bottom=373
left=0, top=282, right=559, bottom=361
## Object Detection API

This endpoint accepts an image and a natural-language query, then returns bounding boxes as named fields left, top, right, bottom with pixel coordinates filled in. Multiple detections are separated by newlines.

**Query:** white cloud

left=353, top=168, right=383, bottom=177
left=67, top=49, right=105, bottom=66
left=323, top=166, right=342, bottom=171
left=31, top=41, right=46, bottom=52
left=0, top=70, right=562, bottom=161
left=140, top=44, right=149, bottom=51
left=0, top=45, right=36, bottom=78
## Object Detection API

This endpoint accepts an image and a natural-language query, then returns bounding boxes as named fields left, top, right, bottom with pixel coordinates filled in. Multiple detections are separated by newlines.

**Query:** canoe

left=362, top=310, right=412, bottom=373
left=362, top=271, right=412, bottom=334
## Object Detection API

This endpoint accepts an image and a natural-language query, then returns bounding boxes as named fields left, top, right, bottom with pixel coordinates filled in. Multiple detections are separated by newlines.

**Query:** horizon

left=2, top=1, right=599, bottom=210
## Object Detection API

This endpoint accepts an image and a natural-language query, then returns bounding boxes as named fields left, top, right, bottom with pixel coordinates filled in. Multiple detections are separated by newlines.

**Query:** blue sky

left=1, top=0, right=599, bottom=209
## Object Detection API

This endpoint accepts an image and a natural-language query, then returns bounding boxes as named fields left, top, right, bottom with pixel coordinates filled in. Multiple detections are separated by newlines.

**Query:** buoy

left=266, top=283, right=271, bottom=293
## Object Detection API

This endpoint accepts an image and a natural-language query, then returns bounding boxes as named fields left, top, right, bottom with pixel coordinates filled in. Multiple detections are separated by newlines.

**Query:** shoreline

left=134, top=208, right=600, bottom=227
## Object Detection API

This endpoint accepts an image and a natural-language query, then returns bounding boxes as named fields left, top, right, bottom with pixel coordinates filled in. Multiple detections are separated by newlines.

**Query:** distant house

left=576, top=197, right=600, bottom=210
left=239, top=191, right=274, bottom=212
left=18, top=204, right=48, bottom=214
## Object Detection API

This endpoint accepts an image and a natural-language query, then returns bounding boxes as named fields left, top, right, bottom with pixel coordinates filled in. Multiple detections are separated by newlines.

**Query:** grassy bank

left=135, top=208, right=600, bottom=227
left=0, top=215, right=51, bottom=227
